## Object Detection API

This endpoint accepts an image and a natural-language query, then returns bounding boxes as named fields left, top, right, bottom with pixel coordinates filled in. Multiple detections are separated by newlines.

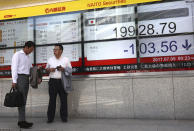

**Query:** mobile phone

left=56, top=65, right=61, bottom=70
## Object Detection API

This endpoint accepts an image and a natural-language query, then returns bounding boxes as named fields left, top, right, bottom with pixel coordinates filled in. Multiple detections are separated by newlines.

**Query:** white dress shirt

left=46, top=56, right=72, bottom=79
left=11, top=50, right=32, bottom=83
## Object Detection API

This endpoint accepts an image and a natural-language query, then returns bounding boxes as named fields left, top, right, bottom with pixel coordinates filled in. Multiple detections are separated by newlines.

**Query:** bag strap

left=10, top=87, right=19, bottom=93
left=9, top=88, right=14, bottom=93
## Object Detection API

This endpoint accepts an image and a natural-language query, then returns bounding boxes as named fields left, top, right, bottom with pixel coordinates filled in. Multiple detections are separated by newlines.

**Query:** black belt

left=50, top=78, right=61, bottom=80
left=18, top=74, right=30, bottom=77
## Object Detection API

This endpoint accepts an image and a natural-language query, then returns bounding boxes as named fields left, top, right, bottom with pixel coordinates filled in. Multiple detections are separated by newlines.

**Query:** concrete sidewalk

left=0, top=117, right=194, bottom=131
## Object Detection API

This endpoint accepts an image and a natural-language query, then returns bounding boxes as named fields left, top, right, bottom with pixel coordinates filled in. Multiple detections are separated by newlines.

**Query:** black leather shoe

left=62, top=118, right=68, bottom=123
left=47, top=120, right=53, bottom=123
left=18, top=121, right=32, bottom=128
left=24, top=121, right=33, bottom=126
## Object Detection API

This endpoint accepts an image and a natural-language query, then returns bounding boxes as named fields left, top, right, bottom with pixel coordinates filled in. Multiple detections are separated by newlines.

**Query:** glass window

left=0, top=18, right=34, bottom=48
left=137, top=1, right=194, bottom=36
left=83, top=6, right=135, bottom=41
left=35, top=13, right=81, bottom=45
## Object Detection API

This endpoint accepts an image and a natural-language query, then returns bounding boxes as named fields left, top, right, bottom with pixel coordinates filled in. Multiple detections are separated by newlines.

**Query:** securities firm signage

left=0, top=0, right=160, bottom=20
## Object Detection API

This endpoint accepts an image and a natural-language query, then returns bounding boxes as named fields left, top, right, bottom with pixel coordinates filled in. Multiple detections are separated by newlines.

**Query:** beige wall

left=1, top=71, right=194, bottom=120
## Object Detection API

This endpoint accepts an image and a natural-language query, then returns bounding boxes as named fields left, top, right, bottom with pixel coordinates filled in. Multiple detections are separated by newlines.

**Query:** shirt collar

left=20, top=49, right=27, bottom=55
left=55, top=55, right=62, bottom=60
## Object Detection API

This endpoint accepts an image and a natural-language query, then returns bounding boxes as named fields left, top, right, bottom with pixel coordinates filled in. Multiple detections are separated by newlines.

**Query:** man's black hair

left=55, top=44, right=63, bottom=51
left=24, top=41, right=35, bottom=48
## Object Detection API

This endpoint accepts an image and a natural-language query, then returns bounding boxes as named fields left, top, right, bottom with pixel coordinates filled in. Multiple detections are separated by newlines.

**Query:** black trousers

left=47, top=78, right=68, bottom=121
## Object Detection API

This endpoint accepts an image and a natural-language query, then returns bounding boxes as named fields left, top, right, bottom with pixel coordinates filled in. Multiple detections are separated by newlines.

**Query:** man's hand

left=46, top=68, right=55, bottom=73
left=37, top=65, right=42, bottom=69
left=38, top=78, right=42, bottom=84
left=12, top=83, right=16, bottom=88
left=56, top=65, right=64, bottom=72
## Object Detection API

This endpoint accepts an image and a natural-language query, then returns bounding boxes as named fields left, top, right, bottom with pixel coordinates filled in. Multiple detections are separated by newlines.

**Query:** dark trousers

left=47, top=78, right=68, bottom=121
left=17, top=74, right=29, bottom=122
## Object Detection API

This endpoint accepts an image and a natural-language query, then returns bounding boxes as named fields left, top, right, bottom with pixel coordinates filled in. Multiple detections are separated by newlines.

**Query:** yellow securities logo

left=4, top=14, right=16, bottom=18
left=87, top=0, right=127, bottom=7
left=45, top=6, right=66, bottom=14
left=0, top=0, right=161, bottom=20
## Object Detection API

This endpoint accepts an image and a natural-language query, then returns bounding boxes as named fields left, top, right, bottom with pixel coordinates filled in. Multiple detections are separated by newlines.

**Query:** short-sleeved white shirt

left=46, top=56, right=72, bottom=79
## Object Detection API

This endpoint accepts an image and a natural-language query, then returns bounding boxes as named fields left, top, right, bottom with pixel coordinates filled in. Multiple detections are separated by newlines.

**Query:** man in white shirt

left=46, top=44, right=72, bottom=123
left=11, top=41, right=35, bottom=129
